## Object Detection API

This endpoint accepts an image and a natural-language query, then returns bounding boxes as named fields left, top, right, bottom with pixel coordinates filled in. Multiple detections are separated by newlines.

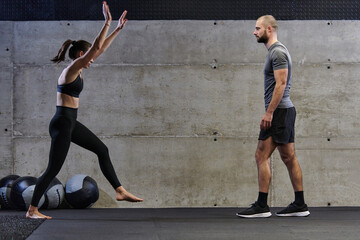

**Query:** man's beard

left=257, top=32, right=269, bottom=43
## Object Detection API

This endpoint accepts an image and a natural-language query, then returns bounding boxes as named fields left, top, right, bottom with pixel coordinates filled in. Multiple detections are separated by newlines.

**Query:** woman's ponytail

left=51, top=39, right=73, bottom=63
left=51, top=39, right=91, bottom=63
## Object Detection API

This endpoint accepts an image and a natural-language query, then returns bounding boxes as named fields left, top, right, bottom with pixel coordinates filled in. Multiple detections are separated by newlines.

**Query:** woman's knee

left=96, top=143, right=109, bottom=158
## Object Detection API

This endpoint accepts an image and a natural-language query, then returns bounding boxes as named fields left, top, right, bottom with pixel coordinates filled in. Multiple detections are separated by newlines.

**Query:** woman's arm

left=92, top=10, right=128, bottom=61
left=70, top=2, right=112, bottom=72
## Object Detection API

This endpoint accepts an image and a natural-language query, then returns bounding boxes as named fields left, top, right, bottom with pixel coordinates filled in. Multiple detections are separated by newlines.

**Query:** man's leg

left=236, top=137, right=276, bottom=218
left=277, top=143, right=303, bottom=192
left=276, top=142, right=310, bottom=217
left=256, top=137, right=277, bottom=193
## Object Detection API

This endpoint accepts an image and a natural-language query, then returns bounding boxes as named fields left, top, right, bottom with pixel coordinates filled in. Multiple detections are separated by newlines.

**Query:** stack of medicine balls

left=0, top=174, right=99, bottom=211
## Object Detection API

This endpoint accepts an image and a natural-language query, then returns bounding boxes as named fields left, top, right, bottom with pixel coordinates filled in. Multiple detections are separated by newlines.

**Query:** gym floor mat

left=0, top=215, right=45, bottom=240
left=1, top=207, right=359, bottom=240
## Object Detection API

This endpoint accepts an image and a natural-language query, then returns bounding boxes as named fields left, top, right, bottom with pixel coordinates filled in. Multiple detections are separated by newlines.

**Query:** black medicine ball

left=65, top=174, right=99, bottom=209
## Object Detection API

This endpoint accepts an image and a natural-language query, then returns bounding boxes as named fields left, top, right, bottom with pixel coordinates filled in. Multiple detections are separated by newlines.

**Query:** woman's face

left=84, top=59, right=94, bottom=69
left=78, top=50, right=93, bottom=68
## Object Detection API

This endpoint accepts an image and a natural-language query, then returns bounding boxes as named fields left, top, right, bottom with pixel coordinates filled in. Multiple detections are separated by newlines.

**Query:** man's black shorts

left=258, top=107, right=296, bottom=144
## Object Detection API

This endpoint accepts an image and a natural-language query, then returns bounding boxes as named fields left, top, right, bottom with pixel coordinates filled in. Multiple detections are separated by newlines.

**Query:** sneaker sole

left=276, top=211, right=310, bottom=217
left=236, top=212, right=272, bottom=218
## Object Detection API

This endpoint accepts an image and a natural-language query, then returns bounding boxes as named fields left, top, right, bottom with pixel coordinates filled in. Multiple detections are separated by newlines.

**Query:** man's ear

left=266, top=25, right=272, bottom=33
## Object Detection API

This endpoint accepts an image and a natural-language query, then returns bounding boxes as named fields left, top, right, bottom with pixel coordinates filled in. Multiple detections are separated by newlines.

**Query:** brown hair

left=258, top=15, right=278, bottom=32
left=51, top=39, right=92, bottom=63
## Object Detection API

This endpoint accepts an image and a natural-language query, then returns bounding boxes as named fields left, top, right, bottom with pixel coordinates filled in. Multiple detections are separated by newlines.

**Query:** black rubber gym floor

left=1, top=207, right=359, bottom=240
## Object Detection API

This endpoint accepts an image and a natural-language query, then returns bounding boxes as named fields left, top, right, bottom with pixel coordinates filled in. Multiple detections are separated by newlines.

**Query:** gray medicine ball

left=10, top=176, right=45, bottom=210
left=42, top=177, right=65, bottom=209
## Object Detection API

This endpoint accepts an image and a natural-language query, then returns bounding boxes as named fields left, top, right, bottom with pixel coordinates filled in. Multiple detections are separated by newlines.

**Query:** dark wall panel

left=1, top=0, right=360, bottom=20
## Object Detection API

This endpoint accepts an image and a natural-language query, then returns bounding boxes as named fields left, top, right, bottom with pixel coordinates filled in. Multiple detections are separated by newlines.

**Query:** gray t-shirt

left=263, top=41, right=294, bottom=110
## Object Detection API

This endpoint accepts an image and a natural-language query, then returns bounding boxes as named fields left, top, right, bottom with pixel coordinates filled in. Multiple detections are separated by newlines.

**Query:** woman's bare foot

left=26, top=205, right=52, bottom=219
left=116, top=186, right=143, bottom=202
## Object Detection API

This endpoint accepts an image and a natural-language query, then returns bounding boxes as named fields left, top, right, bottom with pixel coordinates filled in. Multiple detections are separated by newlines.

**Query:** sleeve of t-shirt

left=271, top=49, right=288, bottom=70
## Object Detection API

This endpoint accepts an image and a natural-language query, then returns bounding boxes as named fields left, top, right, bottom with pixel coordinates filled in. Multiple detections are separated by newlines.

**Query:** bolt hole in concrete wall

left=2, top=20, right=360, bottom=208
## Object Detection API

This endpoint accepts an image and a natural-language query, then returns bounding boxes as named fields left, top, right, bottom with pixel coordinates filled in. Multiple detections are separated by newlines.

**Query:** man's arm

left=260, top=68, right=288, bottom=131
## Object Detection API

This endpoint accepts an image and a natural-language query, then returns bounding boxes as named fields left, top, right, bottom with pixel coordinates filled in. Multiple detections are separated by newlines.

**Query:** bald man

left=237, top=15, right=310, bottom=218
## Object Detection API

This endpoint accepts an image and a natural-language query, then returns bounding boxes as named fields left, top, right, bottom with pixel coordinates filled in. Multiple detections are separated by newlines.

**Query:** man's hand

left=260, top=111, right=273, bottom=131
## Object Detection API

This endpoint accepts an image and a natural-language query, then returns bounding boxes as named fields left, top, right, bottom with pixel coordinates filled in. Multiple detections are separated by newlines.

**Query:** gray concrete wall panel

left=0, top=66, right=13, bottom=175
left=13, top=21, right=360, bottom=65
left=1, top=20, right=360, bottom=207
left=13, top=64, right=263, bottom=137
left=0, top=22, right=14, bottom=176
left=14, top=137, right=259, bottom=207
left=0, top=68, right=13, bottom=137
left=0, top=137, right=13, bottom=177
left=0, top=22, right=13, bottom=66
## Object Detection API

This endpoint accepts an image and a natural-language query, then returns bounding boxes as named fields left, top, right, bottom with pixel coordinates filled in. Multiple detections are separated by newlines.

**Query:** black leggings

left=31, top=106, right=121, bottom=207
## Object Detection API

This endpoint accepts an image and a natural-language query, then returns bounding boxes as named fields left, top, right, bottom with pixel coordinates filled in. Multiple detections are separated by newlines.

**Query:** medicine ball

left=0, top=175, right=20, bottom=209
left=65, top=174, right=99, bottom=209
left=42, top=177, right=65, bottom=209
left=10, top=176, right=45, bottom=210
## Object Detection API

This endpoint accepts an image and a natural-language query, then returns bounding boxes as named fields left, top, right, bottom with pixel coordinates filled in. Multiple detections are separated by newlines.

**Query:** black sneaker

left=236, top=202, right=272, bottom=218
left=276, top=202, right=310, bottom=217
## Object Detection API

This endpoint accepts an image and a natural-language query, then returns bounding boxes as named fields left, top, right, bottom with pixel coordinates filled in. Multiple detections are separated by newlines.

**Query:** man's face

left=254, top=20, right=269, bottom=44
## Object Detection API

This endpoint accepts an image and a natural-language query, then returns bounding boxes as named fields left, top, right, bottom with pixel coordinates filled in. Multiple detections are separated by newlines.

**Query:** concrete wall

left=1, top=20, right=359, bottom=208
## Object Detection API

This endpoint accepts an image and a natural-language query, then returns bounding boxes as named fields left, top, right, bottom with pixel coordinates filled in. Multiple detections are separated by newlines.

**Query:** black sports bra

left=57, top=75, right=83, bottom=98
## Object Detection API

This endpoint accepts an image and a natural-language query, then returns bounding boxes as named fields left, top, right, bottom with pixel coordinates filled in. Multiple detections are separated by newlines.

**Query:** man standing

left=237, top=15, right=310, bottom=218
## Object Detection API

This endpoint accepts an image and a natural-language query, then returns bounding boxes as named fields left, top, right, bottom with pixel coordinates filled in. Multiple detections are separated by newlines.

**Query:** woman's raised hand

left=103, top=1, right=112, bottom=24
left=117, top=10, right=128, bottom=30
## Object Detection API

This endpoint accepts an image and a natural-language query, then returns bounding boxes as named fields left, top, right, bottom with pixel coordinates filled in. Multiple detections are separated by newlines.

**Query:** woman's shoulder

left=58, top=66, right=81, bottom=85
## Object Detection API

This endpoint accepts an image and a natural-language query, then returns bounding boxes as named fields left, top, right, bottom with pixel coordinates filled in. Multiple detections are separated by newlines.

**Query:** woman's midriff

left=56, top=92, right=79, bottom=109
